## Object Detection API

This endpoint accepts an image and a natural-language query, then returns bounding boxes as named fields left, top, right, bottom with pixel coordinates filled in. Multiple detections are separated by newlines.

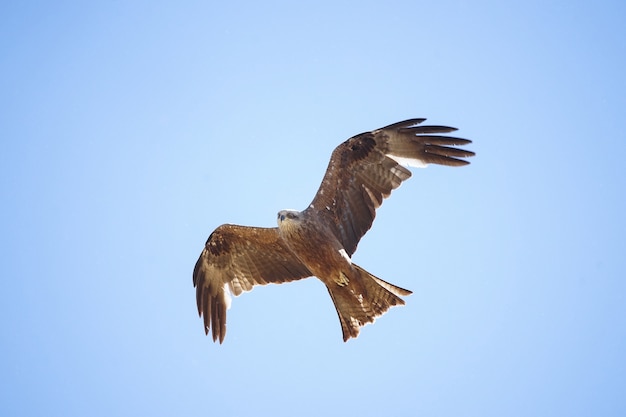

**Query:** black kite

left=193, top=118, right=474, bottom=343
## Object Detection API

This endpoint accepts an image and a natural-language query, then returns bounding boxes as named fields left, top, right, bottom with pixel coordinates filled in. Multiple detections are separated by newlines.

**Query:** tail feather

left=327, top=264, right=412, bottom=342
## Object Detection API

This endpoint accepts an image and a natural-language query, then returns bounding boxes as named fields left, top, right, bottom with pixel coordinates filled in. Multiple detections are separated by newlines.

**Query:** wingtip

left=400, top=125, right=459, bottom=134
left=429, top=157, right=472, bottom=167
left=380, top=118, right=427, bottom=131
left=213, top=331, right=226, bottom=344
left=206, top=324, right=225, bottom=344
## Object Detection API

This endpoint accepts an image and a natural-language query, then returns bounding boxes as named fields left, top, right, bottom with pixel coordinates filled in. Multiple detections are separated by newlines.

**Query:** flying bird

left=193, top=118, right=474, bottom=343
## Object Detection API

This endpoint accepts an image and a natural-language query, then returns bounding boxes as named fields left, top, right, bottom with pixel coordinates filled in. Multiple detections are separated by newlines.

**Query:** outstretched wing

left=193, top=224, right=312, bottom=343
left=306, top=118, right=474, bottom=256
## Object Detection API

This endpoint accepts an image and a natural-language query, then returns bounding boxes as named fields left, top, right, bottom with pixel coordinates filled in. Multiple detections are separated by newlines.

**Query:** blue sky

left=2, top=1, right=625, bottom=416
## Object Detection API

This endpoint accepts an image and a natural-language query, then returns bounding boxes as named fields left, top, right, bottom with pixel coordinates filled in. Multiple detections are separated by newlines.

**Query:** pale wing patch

left=199, top=263, right=233, bottom=308
left=338, top=248, right=351, bottom=264
left=228, top=275, right=254, bottom=296
left=386, top=154, right=428, bottom=168
left=223, top=283, right=233, bottom=309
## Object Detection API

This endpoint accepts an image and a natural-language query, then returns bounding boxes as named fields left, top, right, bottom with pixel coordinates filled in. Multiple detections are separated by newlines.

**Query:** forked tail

left=327, top=264, right=412, bottom=341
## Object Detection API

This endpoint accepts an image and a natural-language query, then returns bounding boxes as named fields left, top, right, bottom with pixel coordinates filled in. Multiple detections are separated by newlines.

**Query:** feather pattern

left=306, top=118, right=474, bottom=256
left=193, top=118, right=474, bottom=343
left=193, top=224, right=311, bottom=343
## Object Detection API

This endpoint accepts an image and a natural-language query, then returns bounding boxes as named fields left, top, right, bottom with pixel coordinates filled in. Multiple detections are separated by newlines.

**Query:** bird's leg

left=335, top=271, right=350, bottom=287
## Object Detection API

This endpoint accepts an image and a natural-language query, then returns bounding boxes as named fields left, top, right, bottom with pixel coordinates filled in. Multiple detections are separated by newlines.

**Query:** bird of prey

left=193, top=118, right=474, bottom=343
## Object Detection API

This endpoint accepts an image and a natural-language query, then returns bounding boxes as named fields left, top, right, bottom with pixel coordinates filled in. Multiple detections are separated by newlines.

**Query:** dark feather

left=306, top=118, right=474, bottom=256
left=193, top=225, right=311, bottom=343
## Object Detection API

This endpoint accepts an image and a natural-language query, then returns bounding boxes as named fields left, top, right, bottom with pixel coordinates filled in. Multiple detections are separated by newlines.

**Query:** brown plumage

left=193, top=118, right=474, bottom=343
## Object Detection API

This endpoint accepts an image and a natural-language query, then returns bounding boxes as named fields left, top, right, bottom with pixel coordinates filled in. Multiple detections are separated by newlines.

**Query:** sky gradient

left=2, top=1, right=626, bottom=416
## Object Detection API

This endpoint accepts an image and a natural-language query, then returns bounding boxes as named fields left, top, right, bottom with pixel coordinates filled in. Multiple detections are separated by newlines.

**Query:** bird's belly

left=282, top=227, right=349, bottom=280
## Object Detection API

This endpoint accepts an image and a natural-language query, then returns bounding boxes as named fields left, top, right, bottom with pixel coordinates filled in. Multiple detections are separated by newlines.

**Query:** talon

left=336, top=272, right=349, bottom=286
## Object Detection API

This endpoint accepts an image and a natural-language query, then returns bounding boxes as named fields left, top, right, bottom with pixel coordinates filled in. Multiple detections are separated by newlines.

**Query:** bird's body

left=277, top=209, right=345, bottom=282
left=193, top=118, right=474, bottom=343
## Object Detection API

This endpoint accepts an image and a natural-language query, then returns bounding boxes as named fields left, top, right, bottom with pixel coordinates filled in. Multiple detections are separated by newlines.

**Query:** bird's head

left=277, top=209, right=301, bottom=228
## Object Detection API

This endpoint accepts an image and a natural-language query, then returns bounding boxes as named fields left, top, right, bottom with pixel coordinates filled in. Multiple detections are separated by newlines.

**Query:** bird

left=193, top=118, right=474, bottom=343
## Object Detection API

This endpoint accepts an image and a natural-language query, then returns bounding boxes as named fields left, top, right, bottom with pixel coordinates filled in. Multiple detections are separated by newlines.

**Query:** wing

left=306, top=118, right=474, bottom=256
left=193, top=224, right=312, bottom=343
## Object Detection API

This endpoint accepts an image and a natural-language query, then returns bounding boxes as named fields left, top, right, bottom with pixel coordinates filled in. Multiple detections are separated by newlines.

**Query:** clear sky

left=2, top=1, right=625, bottom=416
